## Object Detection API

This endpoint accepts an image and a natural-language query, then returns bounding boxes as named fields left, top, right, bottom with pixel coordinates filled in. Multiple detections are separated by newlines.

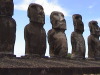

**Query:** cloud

left=88, top=5, right=95, bottom=9
left=14, top=0, right=69, bottom=16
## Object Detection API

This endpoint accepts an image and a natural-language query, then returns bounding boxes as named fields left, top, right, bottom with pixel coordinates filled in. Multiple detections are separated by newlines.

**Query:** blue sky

left=13, top=0, right=100, bottom=57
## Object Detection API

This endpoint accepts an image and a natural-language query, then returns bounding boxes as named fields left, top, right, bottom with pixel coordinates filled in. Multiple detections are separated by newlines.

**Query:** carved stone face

left=28, top=3, right=45, bottom=24
left=72, top=14, right=84, bottom=33
left=50, top=11, right=66, bottom=30
left=89, top=21, right=100, bottom=36
left=0, top=0, right=14, bottom=16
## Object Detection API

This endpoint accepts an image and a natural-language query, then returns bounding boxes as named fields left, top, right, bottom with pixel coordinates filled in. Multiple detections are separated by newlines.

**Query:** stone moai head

left=27, top=3, right=45, bottom=24
left=50, top=11, right=66, bottom=30
left=89, top=21, right=100, bottom=36
left=72, top=14, right=84, bottom=34
left=0, top=0, right=14, bottom=17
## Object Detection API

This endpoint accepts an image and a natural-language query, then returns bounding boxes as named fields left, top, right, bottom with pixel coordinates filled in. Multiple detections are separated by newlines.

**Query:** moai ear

left=27, top=5, right=31, bottom=18
left=27, top=3, right=35, bottom=18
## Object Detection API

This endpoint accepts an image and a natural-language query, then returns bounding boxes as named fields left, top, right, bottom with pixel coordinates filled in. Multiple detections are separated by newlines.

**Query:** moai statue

left=48, top=11, right=68, bottom=58
left=71, top=14, right=86, bottom=59
left=88, top=21, right=100, bottom=60
left=0, top=0, right=16, bottom=57
left=24, top=3, right=46, bottom=57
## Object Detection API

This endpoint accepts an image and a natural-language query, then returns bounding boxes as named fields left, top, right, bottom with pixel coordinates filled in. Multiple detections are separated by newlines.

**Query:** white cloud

left=14, top=0, right=69, bottom=16
left=88, top=4, right=95, bottom=9
left=88, top=5, right=94, bottom=9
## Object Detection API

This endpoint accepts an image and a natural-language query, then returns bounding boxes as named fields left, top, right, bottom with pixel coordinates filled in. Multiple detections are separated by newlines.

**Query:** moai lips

left=24, top=3, right=46, bottom=57
left=71, top=14, right=86, bottom=59
left=48, top=11, right=68, bottom=58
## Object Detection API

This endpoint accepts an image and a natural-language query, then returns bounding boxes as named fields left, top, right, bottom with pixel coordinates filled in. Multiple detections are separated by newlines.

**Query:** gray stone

left=0, top=0, right=16, bottom=56
left=48, top=11, right=68, bottom=58
left=24, top=3, right=46, bottom=57
left=71, top=14, right=86, bottom=59
left=88, top=21, right=100, bottom=59
left=0, top=0, right=14, bottom=17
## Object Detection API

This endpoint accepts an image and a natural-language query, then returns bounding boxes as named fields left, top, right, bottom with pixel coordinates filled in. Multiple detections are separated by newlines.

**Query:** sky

left=13, top=0, right=100, bottom=57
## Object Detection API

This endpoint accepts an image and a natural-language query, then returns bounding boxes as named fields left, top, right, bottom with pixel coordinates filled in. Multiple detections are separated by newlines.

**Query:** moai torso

left=24, top=3, right=46, bottom=57
left=88, top=21, right=100, bottom=59
left=48, top=11, right=68, bottom=58
left=71, top=14, right=86, bottom=59
left=0, top=0, right=16, bottom=56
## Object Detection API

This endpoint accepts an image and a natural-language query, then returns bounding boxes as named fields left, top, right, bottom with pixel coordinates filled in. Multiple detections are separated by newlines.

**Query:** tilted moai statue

left=71, top=14, right=86, bottom=59
left=48, top=11, right=68, bottom=58
left=0, top=0, right=16, bottom=56
left=88, top=21, right=100, bottom=59
left=24, top=3, right=46, bottom=57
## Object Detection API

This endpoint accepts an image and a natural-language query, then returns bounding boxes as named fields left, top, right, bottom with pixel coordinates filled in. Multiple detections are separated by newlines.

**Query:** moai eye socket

left=73, top=14, right=82, bottom=21
left=92, top=22, right=96, bottom=25
left=53, top=13, right=64, bottom=21
left=0, top=0, right=13, bottom=16
left=61, top=13, right=64, bottom=18
left=75, top=16, right=79, bottom=19
left=31, top=5, right=36, bottom=9
left=53, top=14, right=59, bottom=20
left=91, top=21, right=98, bottom=27
left=75, top=16, right=81, bottom=20
left=37, top=7, right=44, bottom=15
left=62, top=19, right=65, bottom=22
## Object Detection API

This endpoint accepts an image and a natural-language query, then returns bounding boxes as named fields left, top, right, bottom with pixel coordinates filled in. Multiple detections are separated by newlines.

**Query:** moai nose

left=59, top=14, right=64, bottom=21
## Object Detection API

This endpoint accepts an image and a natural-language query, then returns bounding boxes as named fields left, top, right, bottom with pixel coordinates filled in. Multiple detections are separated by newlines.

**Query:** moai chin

left=0, top=0, right=16, bottom=57
left=88, top=21, right=100, bottom=60
left=71, top=14, right=86, bottom=59
left=48, top=11, right=68, bottom=58
left=24, top=3, right=46, bottom=57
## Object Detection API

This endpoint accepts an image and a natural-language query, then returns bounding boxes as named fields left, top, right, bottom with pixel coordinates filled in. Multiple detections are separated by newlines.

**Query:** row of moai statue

left=0, top=0, right=100, bottom=59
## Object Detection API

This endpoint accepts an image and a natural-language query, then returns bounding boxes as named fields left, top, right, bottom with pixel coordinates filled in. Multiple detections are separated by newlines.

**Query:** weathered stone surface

left=96, top=43, right=100, bottom=60
left=0, top=0, right=16, bottom=56
left=0, top=0, right=14, bottom=17
left=88, top=21, right=100, bottom=59
left=0, top=58, right=100, bottom=75
left=24, top=3, right=46, bottom=57
left=71, top=14, right=86, bottom=59
left=48, top=11, right=68, bottom=58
